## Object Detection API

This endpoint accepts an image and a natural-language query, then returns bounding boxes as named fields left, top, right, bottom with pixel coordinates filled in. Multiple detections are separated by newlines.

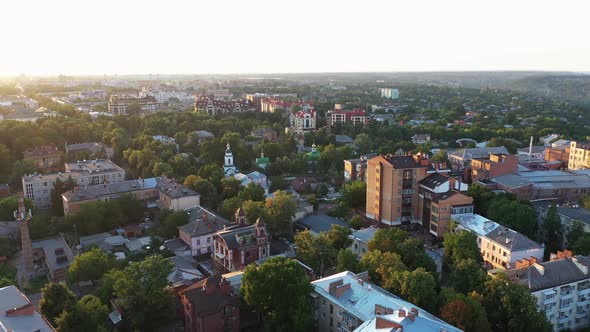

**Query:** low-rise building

left=179, top=274, right=240, bottom=332
left=32, top=236, right=74, bottom=281
left=453, top=213, right=544, bottom=270
left=0, top=184, right=10, bottom=198
left=193, top=130, right=215, bottom=143
left=448, top=146, right=510, bottom=171
left=532, top=201, right=590, bottom=247
left=312, top=271, right=461, bottom=332
left=343, top=154, right=377, bottom=183
left=569, top=141, right=590, bottom=170
left=66, top=142, right=114, bottom=160
left=349, top=227, right=378, bottom=260
left=518, top=145, right=546, bottom=161
left=411, top=134, right=431, bottom=145
left=23, top=146, right=63, bottom=174
left=157, top=176, right=201, bottom=211
left=470, top=153, right=518, bottom=182
left=23, top=159, right=126, bottom=209
left=213, top=216, right=270, bottom=273
left=0, top=285, right=55, bottom=331
left=251, top=128, right=278, bottom=142
left=505, top=253, right=590, bottom=331
left=179, top=206, right=231, bottom=256
left=108, top=95, right=159, bottom=115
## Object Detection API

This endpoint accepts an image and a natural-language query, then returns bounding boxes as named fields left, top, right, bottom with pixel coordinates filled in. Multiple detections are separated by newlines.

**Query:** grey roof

left=180, top=206, right=231, bottom=237
left=493, top=170, right=590, bottom=190
left=32, top=236, right=74, bottom=275
left=162, top=238, right=190, bottom=252
left=167, top=256, right=204, bottom=285
left=491, top=173, right=532, bottom=189
left=355, top=311, right=462, bottom=332
left=217, top=225, right=257, bottom=250
left=0, top=221, right=19, bottom=239
left=297, top=214, right=351, bottom=233
left=335, top=135, right=354, bottom=144
left=419, top=173, right=448, bottom=190
left=67, top=142, right=112, bottom=153
left=350, top=227, right=378, bottom=244
left=0, top=183, right=9, bottom=190
left=509, top=256, right=590, bottom=291
left=63, top=178, right=158, bottom=202
left=531, top=201, right=590, bottom=226
left=157, top=177, right=200, bottom=199
left=517, top=146, right=546, bottom=154
left=194, top=130, right=215, bottom=139
left=383, top=155, right=423, bottom=169
left=449, top=146, right=510, bottom=160
left=0, top=285, right=55, bottom=332
left=485, top=227, right=543, bottom=252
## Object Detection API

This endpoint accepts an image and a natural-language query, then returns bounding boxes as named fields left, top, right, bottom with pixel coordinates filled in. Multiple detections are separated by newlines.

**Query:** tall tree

left=542, top=204, right=563, bottom=258
left=294, top=230, right=337, bottom=276
left=40, top=282, right=77, bottom=326
left=326, top=224, right=352, bottom=251
left=574, top=234, right=590, bottom=255
left=241, top=256, right=313, bottom=332
left=66, top=248, right=115, bottom=284
left=566, top=220, right=585, bottom=248
left=238, top=182, right=265, bottom=202
left=55, top=295, right=110, bottom=332
left=265, top=190, right=296, bottom=234
left=340, top=180, right=367, bottom=208
left=336, top=249, right=359, bottom=272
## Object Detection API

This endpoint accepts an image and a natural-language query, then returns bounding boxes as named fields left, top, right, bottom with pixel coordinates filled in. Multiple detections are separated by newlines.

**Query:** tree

left=127, top=102, right=142, bottom=115
left=431, top=149, right=448, bottom=162
left=467, top=184, right=496, bottom=215
left=326, top=224, right=352, bottom=251
left=218, top=197, right=243, bottom=220
left=197, top=164, right=224, bottom=187
left=0, top=195, right=33, bottom=220
left=111, top=255, right=175, bottom=331
left=368, top=227, right=409, bottom=253
left=567, top=220, right=585, bottom=248
left=340, top=180, right=366, bottom=208
left=574, top=234, right=590, bottom=255
left=40, top=282, right=77, bottom=326
left=359, top=250, right=406, bottom=285
left=486, top=198, right=537, bottom=238
left=241, top=256, right=313, bottom=332
left=269, top=176, right=287, bottom=192
left=66, top=248, right=115, bottom=284
left=438, top=288, right=492, bottom=332
left=447, top=258, right=487, bottom=294
left=184, top=175, right=219, bottom=208
left=242, top=200, right=266, bottom=224
left=294, top=230, right=337, bottom=276
left=153, top=209, right=189, bottom=239
left=238, top=182, right=265, bottom=202
left=542, top=204, right=563, bottom=258
left=349, top=215, right=364, bottom=229
left=336, top=249, right=359, bottom=272
left=354, top=133, right=372, bottom=153
left=482, top=273, right=552, bottom=332
left=55, top=295, right=110, bottom=332
left=393, top=268, right=437, bottom=312
left=265, top=191, right=296, bottom=234
left=51, top=176, right=76, bottom=216
left=220, top=177, right=244, bottom=199
left=152, top=162, right=174, bottom=177
left=443, top=230, right=481, bottom=270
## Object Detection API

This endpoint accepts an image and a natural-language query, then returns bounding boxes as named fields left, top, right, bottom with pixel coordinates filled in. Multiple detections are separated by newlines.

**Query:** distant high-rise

left=380, top=88, right=399, bottom=99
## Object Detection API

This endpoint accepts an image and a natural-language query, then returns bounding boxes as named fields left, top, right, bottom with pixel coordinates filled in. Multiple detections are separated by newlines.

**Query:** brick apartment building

left=470, top=153, right=518, bottom=182
left=327, top=108, right=368, bottom=126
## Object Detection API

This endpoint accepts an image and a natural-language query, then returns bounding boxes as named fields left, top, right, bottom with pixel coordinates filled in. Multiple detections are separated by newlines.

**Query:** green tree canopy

left=55, top=295, right=110, bottom=332
left=66, top=248, right=115, bottom=284
left=542, top=204, right=563, bottom=258
left=241, top=256, right=313, bottom=332
left=40, top=282, right=77, bottom=326
left=340, top=180, right=367, bottom=208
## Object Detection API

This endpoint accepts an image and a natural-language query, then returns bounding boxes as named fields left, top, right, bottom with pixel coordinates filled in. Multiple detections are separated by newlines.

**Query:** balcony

left=561, top=291, right=574, bottom=299
left=580, top=287, right=590, bottom=296
left=579, top=297, right=590, bottom=305
left=575, top=310, right=587, bottom=318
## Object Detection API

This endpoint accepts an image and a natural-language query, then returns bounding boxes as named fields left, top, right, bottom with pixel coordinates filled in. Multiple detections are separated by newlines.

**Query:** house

left=355, top=309, right=462, bottom=332
left=161, top=238, right=191, bottom=257
left=290, top=176, right=318, bottom=193
left=157, top=177, right=201, bottom=211
left=23, top=146, right=63, bottom=174
left=311, top=271, right=461, bottom=332
left=179, top=274, right=240, bottom=332
left=79, top=232, right=128, bottom=253
left=251, top=128, right=278, bottom=142
left=503, top=252, right=590, bottom=331
left=212, top=216, right=270, bottom=273
left=411, top=134, right=431, bottom=145
left=0, top=285, right=55, bottom=331
left=453, top=213, right=544, bottom=270
left=194, top=130, right=215, bottom=143
left=349, top=227, right=378, bottom=259
left=32, top=236, right=75, bottom=281
left=179, top=206, right=231, bottom=257
left=343, top=154, right=377, bottom=183
left=167, top=256, right=204, bottom=289
left=540, top=134, right=560, bottom=146
left=517, top=145, right=546, bottom=161
left=335, top=135, right=354, bottom=145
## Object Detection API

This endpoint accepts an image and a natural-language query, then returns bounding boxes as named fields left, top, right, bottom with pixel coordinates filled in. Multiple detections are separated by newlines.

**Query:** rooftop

left=180, top=274, right=240, bottom=317
left=64, top=159, right=124, bottom=174
left=23, top=145, right=62, bottom=158
left=382, top=155, right=423, bottom=169
left=507, top=256, right=590, bottom=292
left=62, top=178, right=159, bottom=202
left=0, top=285, right=55, bottom=332
left=492, top=170, right=590, bottom=191
left=180, top=206, right=231, bottom=237
left=350, top=227, right=378, bottom=244
left=355, top=310, right=462, bottom=332
left=453, top=213, right=500, bottom=237
left=167, top=256, right=204, bottom=286
left=156, top=177, right=199, bottom=199
left=32, top=236, right=74, bottom=274
left=449, top=146, right=510, bottom=160
left=485, top=226, right=543, bottom=252
left=66, top=142, right=111, bottom=153
left=312, top=271, right=460, bottom=331
left=419, top=173, right=449, bottom=190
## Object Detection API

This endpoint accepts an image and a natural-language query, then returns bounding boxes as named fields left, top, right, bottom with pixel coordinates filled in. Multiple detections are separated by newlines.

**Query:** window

left=207, top=237, right=211, bottom=243
left=330, top=304, right=333, bottom=314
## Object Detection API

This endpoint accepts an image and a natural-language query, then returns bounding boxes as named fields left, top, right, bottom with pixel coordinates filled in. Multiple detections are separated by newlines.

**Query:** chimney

left=407, top=312, right=416, bottom=321
left=357, top=271, right=369, bottom=282
left=334, top=283, right=351, bottom=298
left=328, top=280, right=344, bottom=296
left=398, top=310, right=406, bottom=318
left=410, top=308, right=419, bottom=316
left=375, top=317, right=403, bottom=330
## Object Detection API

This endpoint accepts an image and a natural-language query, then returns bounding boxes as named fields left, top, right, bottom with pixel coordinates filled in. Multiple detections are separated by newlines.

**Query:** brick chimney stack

left=17, top=192, right=34, bottom=280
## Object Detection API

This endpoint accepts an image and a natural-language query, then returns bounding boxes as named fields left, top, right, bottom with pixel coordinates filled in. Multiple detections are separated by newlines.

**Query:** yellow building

left=568, top=141, right=590, bottom=170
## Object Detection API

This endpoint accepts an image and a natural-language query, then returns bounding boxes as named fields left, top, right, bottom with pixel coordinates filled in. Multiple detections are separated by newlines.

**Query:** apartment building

left=311, top=271, right=461, bottom=332
left=343, top=154, right=377, bottom=183
left=448, top=146, right=510, bottom=171
left=32, top=236, right=74, bottom=281
left=470, top=153, right=518, bottom=182
left=23, top=146, right=63, bottom=174
left=327, top=109, right=368, bottom=126
left=380, top=88, right=399, bottom=100
left=0, top=285, right=55, bottom=332
left=108, top=95, right=159, bottom=115
left=418, top=173, right=472, bottom=237
left=22, top=159, right=125, bottom=209
left=251, top=127, right=278, bottom=142
left=453, top=213, right=544, bottom=270
left=505, top=253, right=590, bottom=331
left=532, top=201, right=590, bottom=248
left=569, top=141, right=590, bottom=170
left=66, top=142, right=114, bottom=160
left=366, top=154, right=443, bottom=225
left=194, top=96, right=255, bottom=116
left=288, top=104, right=317, bottom=132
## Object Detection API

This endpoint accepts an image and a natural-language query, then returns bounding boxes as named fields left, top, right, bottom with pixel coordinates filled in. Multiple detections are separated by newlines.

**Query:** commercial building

left=327, top=108, right=368, bottom=126
left=569, top=141, right=590, bottom=170
left=348, top=227, right=378, bottom=260
left=108, top=95, right=159, bottom=115
left=311, top=271, right=461, bottom=332
left=490, top=170, right=590, bottom=203
left=418, top=173, right=472, bottom=237
left=212, top=215, right=270, bottom=273
left=179, top=206, right=231, bottom=257
left=366, top=154, right=448, bottom=225
left=453, top=213, right=544, bottom=270
left=0, top=285, right=55, bottom=331
left=23, top=146, right=63, bottom=174
left=23, top=159, right=126, bottom=209
left=61, top=176, right=199, bottom=215
left=470, top=153, right=518, bottom=182
left=505, top=253, right=590, bottom=331
left=179, top=274, right=240, bottom=332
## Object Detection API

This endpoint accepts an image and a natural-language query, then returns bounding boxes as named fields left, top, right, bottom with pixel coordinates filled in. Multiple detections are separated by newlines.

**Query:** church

left=223, top=143, right=269, bottom=193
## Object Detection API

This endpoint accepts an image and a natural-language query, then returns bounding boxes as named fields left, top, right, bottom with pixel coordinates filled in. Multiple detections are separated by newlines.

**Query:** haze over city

left=2, top=0, right=590, bottom=76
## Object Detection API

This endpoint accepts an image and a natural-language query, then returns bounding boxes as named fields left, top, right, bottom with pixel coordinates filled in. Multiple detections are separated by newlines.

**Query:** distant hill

left=504, top=74, right=590, bottom=102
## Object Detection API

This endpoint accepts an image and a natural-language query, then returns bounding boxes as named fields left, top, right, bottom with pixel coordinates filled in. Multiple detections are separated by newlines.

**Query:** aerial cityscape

left=1, top=1, right=590, bottom=332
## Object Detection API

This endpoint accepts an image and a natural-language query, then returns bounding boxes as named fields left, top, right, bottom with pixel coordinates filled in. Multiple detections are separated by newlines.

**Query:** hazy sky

left=2, top=0, right=589, bottom=76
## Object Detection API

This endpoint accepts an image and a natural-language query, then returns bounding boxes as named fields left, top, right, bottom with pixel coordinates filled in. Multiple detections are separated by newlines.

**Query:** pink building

left=327, top=108, right=368, bottom=126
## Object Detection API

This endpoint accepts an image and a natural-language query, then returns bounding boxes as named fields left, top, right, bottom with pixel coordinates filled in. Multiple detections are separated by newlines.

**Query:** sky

left=1, top=0, right=589, bottom=76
